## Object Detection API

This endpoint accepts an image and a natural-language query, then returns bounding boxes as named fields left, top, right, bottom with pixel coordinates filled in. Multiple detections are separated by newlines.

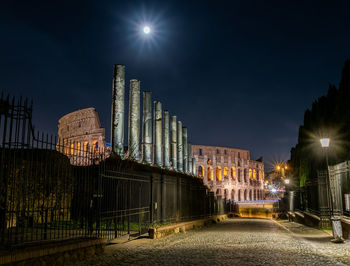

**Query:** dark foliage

left=290, top=60, right=350, bottom=187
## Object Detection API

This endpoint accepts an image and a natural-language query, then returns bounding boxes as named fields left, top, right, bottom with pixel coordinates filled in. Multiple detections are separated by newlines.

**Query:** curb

left=149, top=214, right=228, bottom=239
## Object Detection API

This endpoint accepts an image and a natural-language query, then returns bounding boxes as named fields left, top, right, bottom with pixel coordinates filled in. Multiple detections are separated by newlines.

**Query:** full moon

left=143, top=26, right=151, bottom=34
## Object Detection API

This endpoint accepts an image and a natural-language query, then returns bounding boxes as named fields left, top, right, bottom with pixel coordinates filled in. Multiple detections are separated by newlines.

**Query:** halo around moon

left=143, top=25, right=151, bottom=34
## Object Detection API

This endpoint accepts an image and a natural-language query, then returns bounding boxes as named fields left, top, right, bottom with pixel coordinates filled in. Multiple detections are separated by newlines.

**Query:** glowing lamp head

left=271, top=188, right=277, bottom=193
left=143, top=25, right=151, bottom=34
left=285, top=179, right=290, bottom=184
left=320, top=138, right=330, bottom=148
left=276, top=165, right=281, bottom=170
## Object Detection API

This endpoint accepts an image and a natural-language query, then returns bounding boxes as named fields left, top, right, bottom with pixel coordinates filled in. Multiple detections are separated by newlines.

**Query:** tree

left=291, top=60, right=350, bottom=190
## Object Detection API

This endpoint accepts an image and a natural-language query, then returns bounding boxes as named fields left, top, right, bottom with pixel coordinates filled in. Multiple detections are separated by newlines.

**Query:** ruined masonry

left=111, top=64, right=196, bottom=175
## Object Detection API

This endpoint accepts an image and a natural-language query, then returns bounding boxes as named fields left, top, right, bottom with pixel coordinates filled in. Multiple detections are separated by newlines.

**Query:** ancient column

left=154, top=101, right=162, bottom=167
left=142, top=91, right=152, bottom=164
left=163, top=110, right=170, bottom=168
left=170, top=116, right=177, bottom=170
left=188, top=143, right=193, bottom=174
left=177, top=121, right=183, bottom=171
left=111, top=64, right=125, bottom=156
left=128, top=79, right=140, bottom=161
left=192, top=157, right=197, bottom=176
left=182, top=127, right=188, bottom=173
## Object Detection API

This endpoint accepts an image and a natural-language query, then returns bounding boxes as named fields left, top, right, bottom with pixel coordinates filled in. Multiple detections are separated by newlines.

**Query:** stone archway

left=231, top=189, right=235, bottom=201
left=216, top=166, right=222, bottom=181
left=198, top=165, right=205, bottom=178
left=231, top=167, right=236, bottom=180
left=207, top=166, right=213, bottom=181
left=223, top=167, right=229, bottom=178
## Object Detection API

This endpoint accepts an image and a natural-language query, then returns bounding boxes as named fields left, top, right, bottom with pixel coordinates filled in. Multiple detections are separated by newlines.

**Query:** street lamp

left=320, top=137, right=344, bottom=243
left=320, top=138, right=330, bottom=148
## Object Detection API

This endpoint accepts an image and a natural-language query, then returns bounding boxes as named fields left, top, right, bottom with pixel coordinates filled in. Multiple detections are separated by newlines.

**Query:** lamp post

left=320, top=138, right=344, bottom=243
left=275, top=163, right=289, bottom=194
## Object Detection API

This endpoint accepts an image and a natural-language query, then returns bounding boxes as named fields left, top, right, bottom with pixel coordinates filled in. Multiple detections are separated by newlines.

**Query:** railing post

left=128, top=180, right=131, bottom=236
left=161, top=173, right=165, bottom=223
left=150, top=175, right=153, bottom=225
left=139, top=183, right=141, bottom=235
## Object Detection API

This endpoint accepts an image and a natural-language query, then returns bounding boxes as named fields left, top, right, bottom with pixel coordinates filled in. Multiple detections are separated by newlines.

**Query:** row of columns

left=111, top=64, right=196, bottom=175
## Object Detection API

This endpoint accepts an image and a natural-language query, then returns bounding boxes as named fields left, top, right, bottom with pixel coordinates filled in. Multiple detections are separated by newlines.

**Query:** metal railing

left=0, top=94, right=232, bottom=248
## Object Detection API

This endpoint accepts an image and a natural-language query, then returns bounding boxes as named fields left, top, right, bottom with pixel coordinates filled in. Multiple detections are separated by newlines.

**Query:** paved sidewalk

left=275, top=220, right=350, bottom=264
left=79, top=218, right=350, bottom=265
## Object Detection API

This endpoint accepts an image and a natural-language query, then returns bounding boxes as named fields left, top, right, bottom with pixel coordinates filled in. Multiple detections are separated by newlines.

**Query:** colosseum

left=57, top=107, right=108, bottom=164
left=192, top=145, right=264, bottom=202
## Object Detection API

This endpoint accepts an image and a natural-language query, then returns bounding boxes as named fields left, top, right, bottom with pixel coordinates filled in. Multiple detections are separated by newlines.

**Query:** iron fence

left=0, top=94, right=231, bottom=249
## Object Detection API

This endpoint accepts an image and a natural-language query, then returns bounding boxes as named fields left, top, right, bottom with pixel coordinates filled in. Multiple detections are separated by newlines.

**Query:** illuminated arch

left=198, top=165, right=205, bottom=178
left=83, top=141, right=89, bottom=152
left=224, top=189, right=228, bottom=199
left=70, top=143, right=74, bottom=155
left=77, top=142, right=81, bottom=154
left=231, top=167, right=236, bottom=179
left=216, top=166, right=222, bottom=181
left=223, top=167, right=229, bottom=178
left=253, top=169, right=257, bottom=179
left=207, top=166, right=214, bottom=181
left=92, top=140, right=98, bottom=153
left=249, top=168, right=252, bottom=179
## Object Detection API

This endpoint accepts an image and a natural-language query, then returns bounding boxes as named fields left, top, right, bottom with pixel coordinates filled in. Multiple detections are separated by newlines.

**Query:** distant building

left=57, top=107, right=109, bottom=165
left=192, top=145, right=264, bottom=201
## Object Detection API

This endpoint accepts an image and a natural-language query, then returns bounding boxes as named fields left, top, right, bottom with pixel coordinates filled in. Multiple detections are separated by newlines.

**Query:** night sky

left=1, top=0, right=350, bottom=166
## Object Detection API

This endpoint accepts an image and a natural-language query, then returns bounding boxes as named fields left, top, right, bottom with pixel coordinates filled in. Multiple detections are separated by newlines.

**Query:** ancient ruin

left=57, top=107, right=108, bottom=165
left=192, top=145, right=264, bottom=201
left=110, top=64, right=196, bottom=174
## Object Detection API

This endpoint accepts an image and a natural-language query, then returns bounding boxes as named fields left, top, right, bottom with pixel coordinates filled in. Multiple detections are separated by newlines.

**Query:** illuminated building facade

left=58, top=107, right=109, bottom=165
left=192, top=145, right=264, bottom=201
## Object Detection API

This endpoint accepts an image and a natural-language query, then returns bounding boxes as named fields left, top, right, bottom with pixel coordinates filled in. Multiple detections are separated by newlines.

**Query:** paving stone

left=78, top=218, right=350, bottom=265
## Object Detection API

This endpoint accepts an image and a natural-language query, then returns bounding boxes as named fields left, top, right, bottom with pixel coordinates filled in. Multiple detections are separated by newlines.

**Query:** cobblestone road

left=79, top=218, right=350, bottom=265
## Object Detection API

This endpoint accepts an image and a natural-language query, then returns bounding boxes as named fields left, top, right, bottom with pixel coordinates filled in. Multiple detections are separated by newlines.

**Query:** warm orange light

left=207, top=167, right=214, bottom=181
left=277, top=165, right=281, bottom=170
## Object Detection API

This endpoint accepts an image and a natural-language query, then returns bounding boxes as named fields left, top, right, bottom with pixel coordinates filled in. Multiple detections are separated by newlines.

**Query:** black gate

left=98, top=170, right=151, bottom=241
